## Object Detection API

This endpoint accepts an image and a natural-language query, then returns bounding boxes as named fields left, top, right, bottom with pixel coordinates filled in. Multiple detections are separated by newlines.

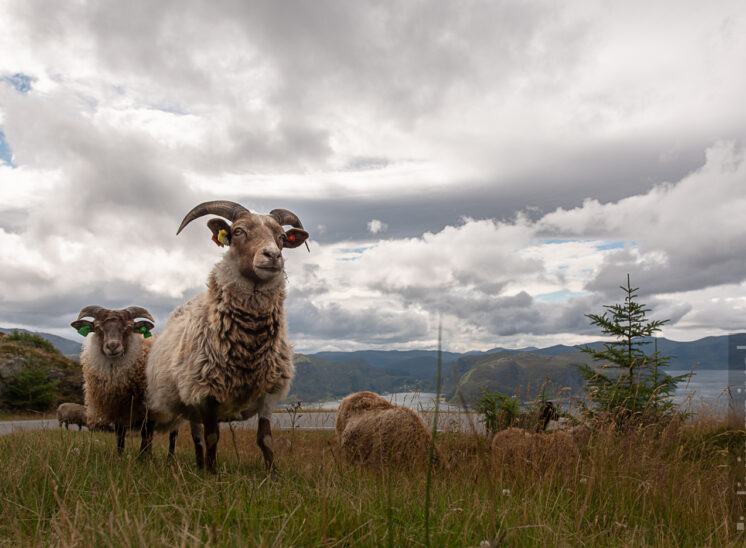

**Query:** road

left=0, top=411, right=484, bottom=436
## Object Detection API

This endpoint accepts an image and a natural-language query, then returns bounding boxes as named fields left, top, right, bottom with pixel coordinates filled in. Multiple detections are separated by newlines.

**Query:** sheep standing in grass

left=335, top=391, right=439, bottom=469
left=145, top=200, right=309, bottom=473
left=57, top=402, right=87, bottom=430
left=72, top=305, right=177, bottom=456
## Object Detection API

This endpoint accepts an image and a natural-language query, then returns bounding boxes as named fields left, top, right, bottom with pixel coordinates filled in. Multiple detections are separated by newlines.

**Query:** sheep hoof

left=269, top=465, right=279, bottom=481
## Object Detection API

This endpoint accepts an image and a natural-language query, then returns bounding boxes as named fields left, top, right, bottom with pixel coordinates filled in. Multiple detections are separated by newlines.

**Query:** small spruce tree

left=577, top=274, right=687, bottom=424
left=3, top=366, right=60, bottom=411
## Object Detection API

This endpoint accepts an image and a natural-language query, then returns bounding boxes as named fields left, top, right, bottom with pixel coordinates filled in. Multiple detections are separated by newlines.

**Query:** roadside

left=0, top=410, right=483, bottom=435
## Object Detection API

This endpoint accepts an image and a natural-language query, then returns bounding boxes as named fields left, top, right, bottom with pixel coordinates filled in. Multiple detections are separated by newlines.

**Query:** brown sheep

left=72, top=305, right=178, bottom=456
left=491, top=427, right=578, bottom=474
left=57, top=402, right=87, bottom=430
left=335, top=391, right=440, bottom=470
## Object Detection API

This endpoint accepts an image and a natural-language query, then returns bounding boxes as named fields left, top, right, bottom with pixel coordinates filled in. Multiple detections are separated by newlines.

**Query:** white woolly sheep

left=145, top=200, right=309, bottom=473
left=57, top=402, right=87, bottom=430
left=335, top=391, right=440, bottom=470
left=72, top=305, right=177, bottom=455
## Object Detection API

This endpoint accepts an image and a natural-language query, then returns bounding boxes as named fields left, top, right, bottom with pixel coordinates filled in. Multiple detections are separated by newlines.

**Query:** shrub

left=2, top=366, right=60, bottom=411
left=6, top=330, right=58, bottom=354
left=476, top=388, right=519, bottom=438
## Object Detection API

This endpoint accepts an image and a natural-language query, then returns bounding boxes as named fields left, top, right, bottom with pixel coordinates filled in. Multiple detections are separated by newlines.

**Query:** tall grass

left=0, top=413, right=742, bottom=547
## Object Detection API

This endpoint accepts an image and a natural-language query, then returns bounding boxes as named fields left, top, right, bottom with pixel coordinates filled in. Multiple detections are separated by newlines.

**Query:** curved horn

left=269, top=208, right=305, bottom=229
left=77, top=305, right=104, bottom=320
left=176, top=201, right=250, bottom=235
left=270, top=208, right=310, bottom=251
left=125, top=306, right=154, bottom=322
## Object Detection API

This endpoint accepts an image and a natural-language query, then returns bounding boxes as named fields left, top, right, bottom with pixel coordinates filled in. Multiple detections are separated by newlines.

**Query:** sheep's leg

left=257, top=417, right=275, bottom=474
left=202, top=398, right=220, bottom=473
left=139, top=421, right=154, bottom=457
left=190, top=421, right=205, bottom=469
left=168, top=429, right=178, bottom=457
left=115, top=424, right=126, bottom=455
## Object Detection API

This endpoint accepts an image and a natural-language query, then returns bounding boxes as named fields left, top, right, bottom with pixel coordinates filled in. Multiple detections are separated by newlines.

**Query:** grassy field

left=0, top=416, right=742, bottom=547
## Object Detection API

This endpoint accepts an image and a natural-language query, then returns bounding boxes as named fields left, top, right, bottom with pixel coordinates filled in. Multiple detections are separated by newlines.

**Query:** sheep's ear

left=133, top=320, right=155, bottom=338
left=282, top=228, right=309, bottom=249
left=207, top=219, right=231, bottom=247
left=71, top=319, right=93, bottom=337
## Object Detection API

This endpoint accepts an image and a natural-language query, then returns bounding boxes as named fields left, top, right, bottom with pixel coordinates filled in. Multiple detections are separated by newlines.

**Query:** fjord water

left=311, top=369, right=732, bottom=413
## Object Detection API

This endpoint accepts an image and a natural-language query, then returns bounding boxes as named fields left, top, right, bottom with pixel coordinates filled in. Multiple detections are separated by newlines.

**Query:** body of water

left=669, top=369, right=732, bottom=412
left=307, top=369, right=734, bottom=414
left=310, top=392, right=461, bottom=412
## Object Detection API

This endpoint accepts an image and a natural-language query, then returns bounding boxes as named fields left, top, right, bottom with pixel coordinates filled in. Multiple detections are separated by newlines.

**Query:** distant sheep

left=72, top=305, right=177, bottom=456
left=335, top=391, right=440, bottom=469
left=536, top=401, right=558, bottom=432
left=57, top=402, right=87, bottom=430
left=145, top=200, right=309, bottom=473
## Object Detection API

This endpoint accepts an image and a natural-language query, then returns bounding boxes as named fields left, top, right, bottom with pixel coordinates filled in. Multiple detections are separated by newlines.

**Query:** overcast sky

left=1, top=0, right=745, bottom=352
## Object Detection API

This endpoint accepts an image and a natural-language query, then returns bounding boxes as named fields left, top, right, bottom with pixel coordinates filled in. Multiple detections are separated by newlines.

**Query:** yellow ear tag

left=217, top=229, right=229, bottom=246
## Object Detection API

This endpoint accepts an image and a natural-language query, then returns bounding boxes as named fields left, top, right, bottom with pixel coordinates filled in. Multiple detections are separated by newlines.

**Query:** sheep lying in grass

left=57, top=402, right=87, bottom=430
left=491, top=401, right=588, bottom=473
left=72, top=305, right=177, bottom=456
left=335, top=391, right=440, bottom=469
left=491, top=427, right=579, bottom=474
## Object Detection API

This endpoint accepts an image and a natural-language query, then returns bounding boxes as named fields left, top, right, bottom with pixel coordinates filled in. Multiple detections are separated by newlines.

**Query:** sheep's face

left=208, top=214, right=309, bottom=283
left=71, top=307, right=155, bottom=359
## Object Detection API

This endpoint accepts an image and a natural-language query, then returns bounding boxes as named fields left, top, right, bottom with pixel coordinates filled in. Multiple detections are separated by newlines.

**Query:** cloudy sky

left=1, top=0, right=745, bottom=352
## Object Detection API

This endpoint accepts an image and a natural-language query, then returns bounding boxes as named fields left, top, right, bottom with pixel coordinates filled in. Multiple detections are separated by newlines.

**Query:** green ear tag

left=77, top=325, right=91, bottom=337
left=139, top=326, right=152, bottom=338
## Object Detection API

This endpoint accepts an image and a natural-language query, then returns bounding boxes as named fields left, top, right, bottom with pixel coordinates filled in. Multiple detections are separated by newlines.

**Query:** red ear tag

left=211, top=235, right=223, bottom=247
left=288, top=234, right=296, bottom=242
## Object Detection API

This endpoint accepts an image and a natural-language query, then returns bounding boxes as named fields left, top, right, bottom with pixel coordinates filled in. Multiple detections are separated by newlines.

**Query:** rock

left=0, top=357, right=28, bottom=381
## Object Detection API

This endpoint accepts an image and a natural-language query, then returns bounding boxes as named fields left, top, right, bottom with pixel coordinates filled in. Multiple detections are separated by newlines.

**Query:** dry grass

left=0, top=414, right=742, bottom=547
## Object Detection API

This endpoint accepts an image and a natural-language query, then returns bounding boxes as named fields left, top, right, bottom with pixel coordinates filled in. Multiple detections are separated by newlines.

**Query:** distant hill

left=446, top=350, right=598, bottom=404
left=0, top=326, right=736, bottom=405
left=308, top=335, right=736, bottom=378
left=0, top=331, right=84, bottom=409
left=0, top=328, right=82, bottom=360
left=288, top=354, right=425, bottom=402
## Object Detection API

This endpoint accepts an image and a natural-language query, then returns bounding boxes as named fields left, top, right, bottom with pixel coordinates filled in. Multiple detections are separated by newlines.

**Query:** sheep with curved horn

left=146, top=200, right=309, bottom=473
left=72, top=305, right=178, bottom=456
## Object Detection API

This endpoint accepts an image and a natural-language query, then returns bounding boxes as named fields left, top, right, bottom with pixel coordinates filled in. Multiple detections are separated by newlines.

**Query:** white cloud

left=0, top=1, right=744, bottom=351
left=367, top=219, right=387, bottom=234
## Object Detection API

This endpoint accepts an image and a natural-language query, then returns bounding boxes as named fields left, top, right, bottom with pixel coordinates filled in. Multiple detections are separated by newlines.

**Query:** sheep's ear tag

left=139, top=326, right=152, bottom=338
left=77, top=325, right=91, bottom=337
left=212, top=229, right=229, bottom=247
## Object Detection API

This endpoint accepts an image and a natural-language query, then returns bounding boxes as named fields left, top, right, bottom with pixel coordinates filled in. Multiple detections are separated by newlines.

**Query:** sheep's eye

left=233, top=228, right=244, bottom=236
